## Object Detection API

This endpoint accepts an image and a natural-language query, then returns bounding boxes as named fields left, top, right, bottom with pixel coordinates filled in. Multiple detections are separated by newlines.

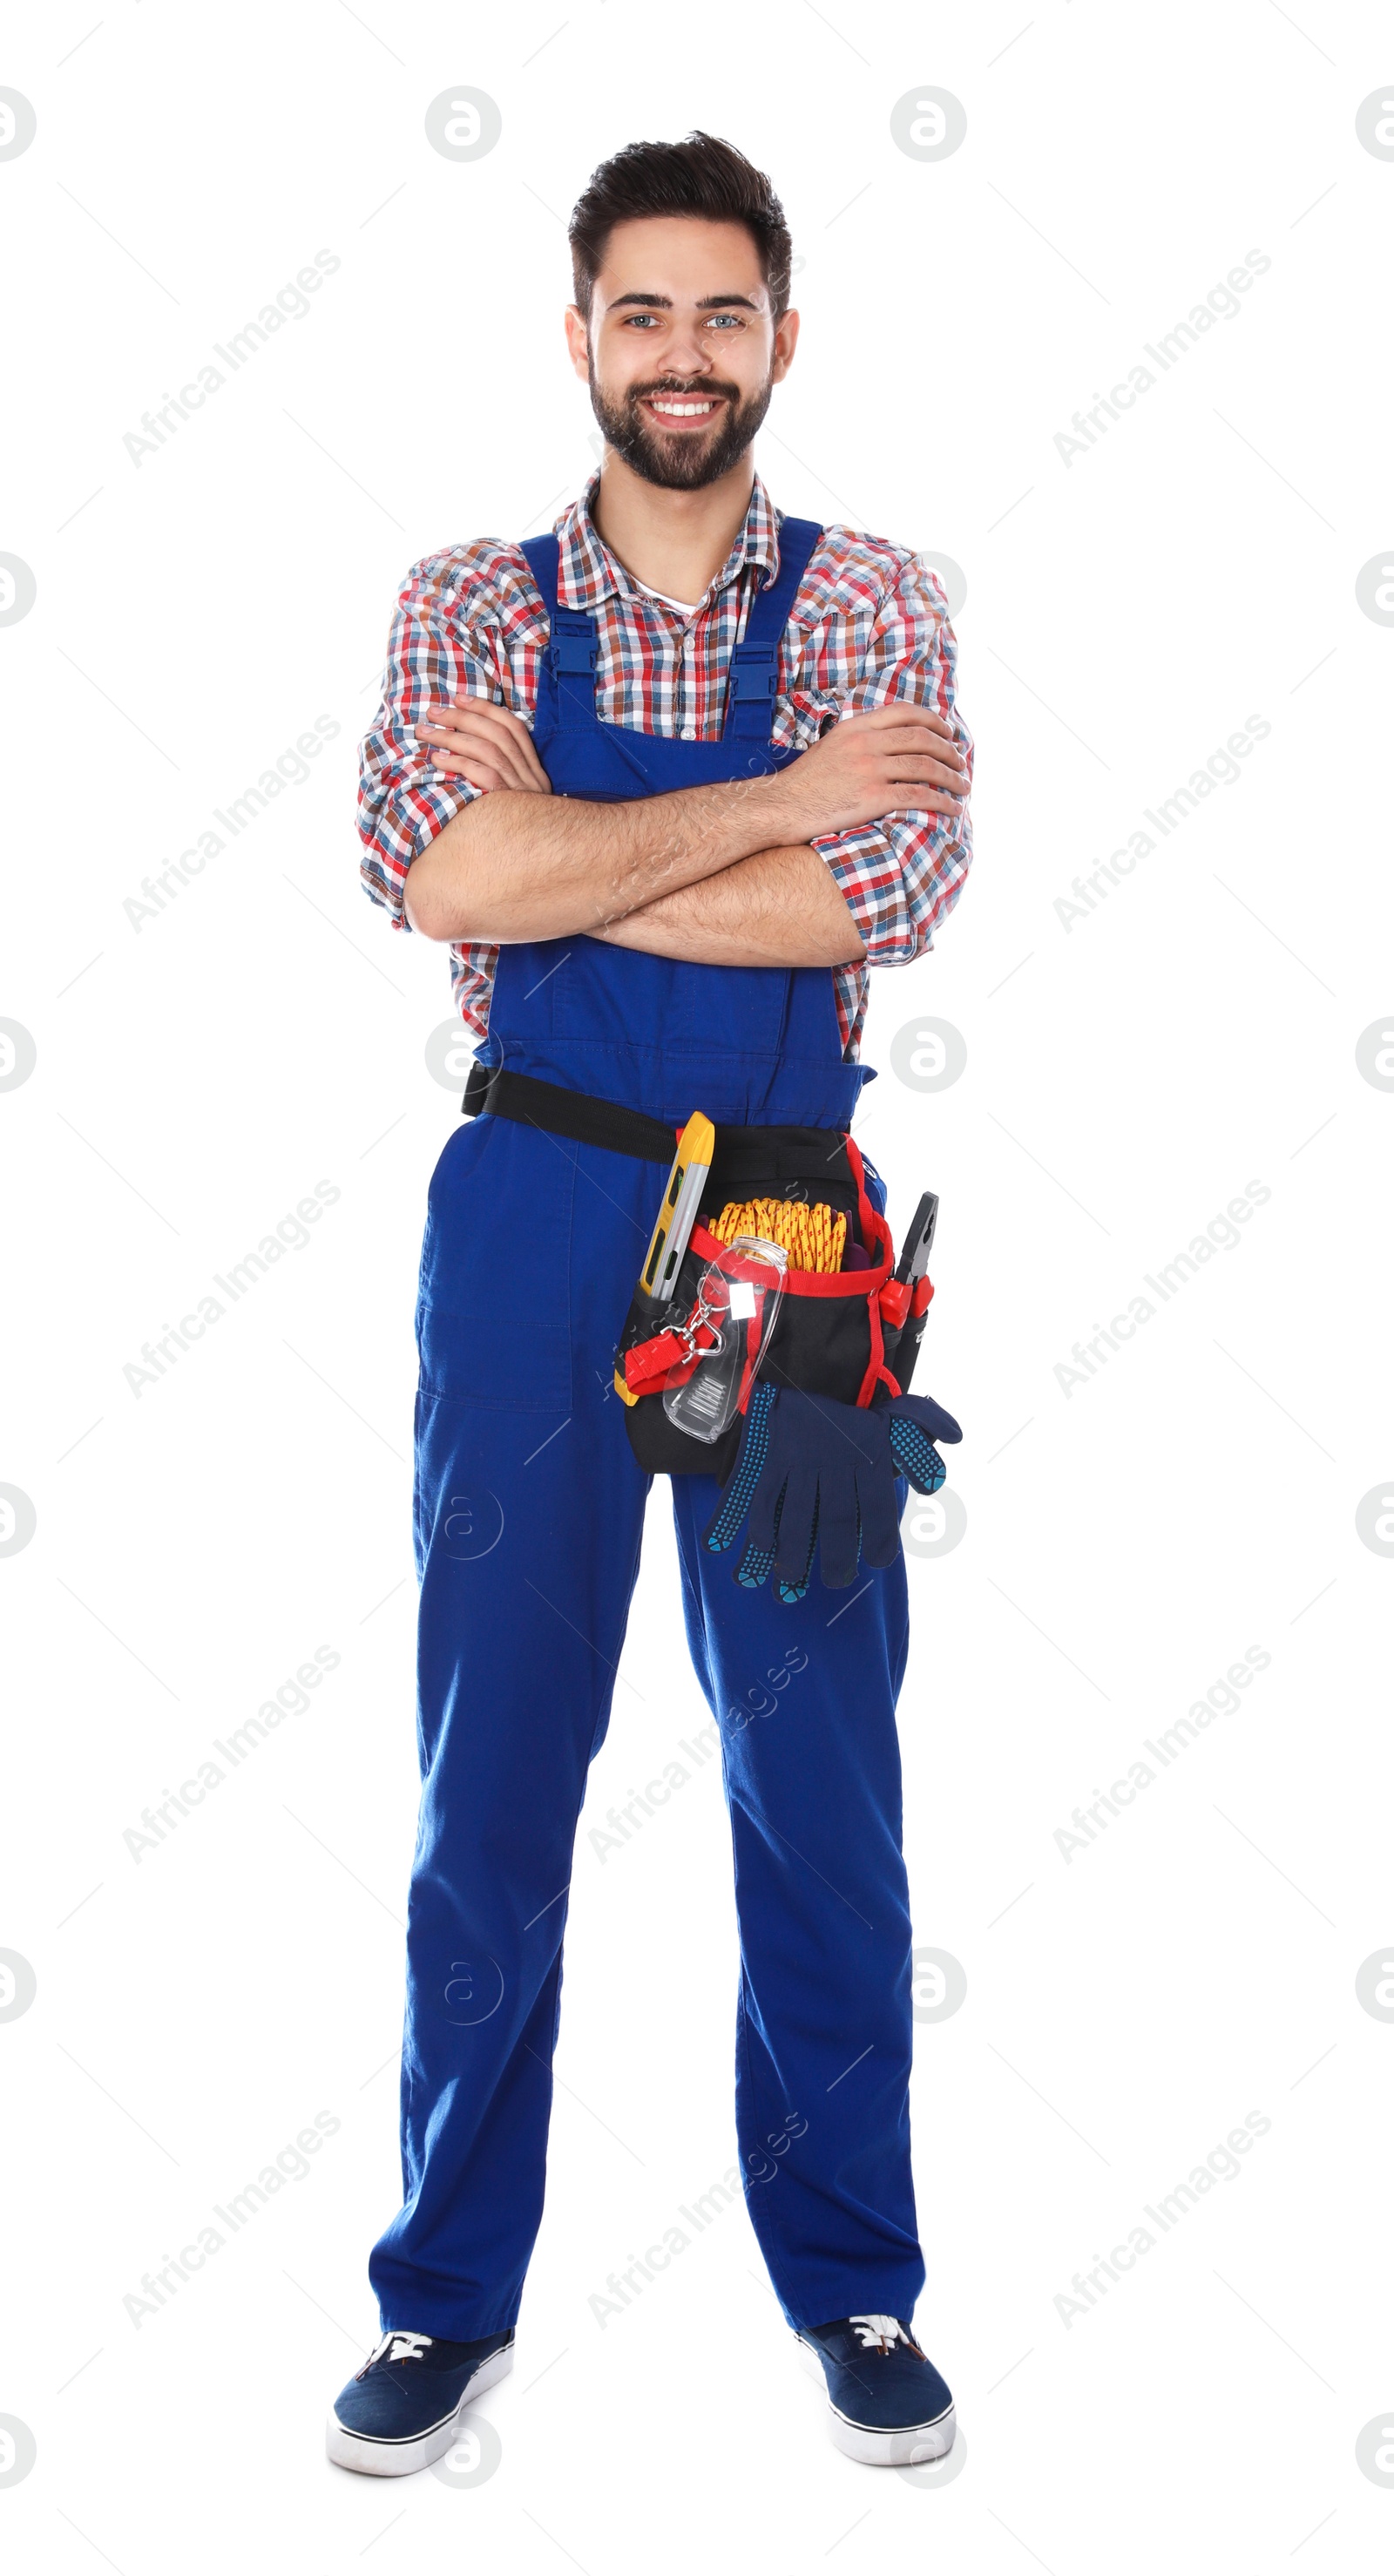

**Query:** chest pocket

left=548, top=939, right=799, bottom=1068
left=551, top=941, right=694, bottom=1053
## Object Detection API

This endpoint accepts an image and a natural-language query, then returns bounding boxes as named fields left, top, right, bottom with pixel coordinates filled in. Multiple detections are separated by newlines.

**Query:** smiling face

left=566, top=215, right=799, bottom=491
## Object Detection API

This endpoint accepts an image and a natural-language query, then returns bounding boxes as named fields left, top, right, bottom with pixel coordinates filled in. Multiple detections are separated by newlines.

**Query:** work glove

left=701, top=1383, right=962, bottom=1603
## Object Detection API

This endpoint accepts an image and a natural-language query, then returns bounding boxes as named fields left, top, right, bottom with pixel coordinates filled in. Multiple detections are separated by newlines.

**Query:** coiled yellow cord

left=709, top=1197, right=848, bottom=1275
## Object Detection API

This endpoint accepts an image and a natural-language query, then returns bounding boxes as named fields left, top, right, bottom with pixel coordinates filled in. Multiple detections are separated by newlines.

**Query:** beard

left=587, top=364, right=775, bottom=491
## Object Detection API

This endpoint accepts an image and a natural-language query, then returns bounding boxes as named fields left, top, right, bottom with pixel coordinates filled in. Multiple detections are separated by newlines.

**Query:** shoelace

left=849, top=2314, right=910, bottom=2354
left=358, top=2329, right=434, bottom=2376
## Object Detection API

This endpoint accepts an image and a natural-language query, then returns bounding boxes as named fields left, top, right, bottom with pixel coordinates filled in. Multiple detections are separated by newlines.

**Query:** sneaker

left=326, top=2327, right=515, bottom=2477
left=795, top=2313, right=956, bottom=2467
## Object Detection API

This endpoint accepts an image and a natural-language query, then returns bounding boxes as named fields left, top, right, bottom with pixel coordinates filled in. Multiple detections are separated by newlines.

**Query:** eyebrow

left=608, top=291, right=762, bottom=312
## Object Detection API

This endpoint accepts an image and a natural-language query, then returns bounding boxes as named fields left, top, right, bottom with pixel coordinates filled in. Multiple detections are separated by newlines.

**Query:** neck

left=590, top=449, right=756, bottom=602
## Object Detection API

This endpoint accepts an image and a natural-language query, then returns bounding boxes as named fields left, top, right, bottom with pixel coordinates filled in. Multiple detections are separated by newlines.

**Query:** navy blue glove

left=702, top=1383, right=962, bottom=1603
left=883, top=1392, right=964, bottom=1494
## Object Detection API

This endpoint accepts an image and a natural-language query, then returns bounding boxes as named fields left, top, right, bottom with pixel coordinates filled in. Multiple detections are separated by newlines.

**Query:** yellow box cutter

left=613, top=1110, right=715, bottom=1406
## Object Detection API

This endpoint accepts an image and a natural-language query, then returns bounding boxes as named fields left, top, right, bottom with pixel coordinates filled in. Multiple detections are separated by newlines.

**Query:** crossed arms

left=402, top=698, right=969, bottom=970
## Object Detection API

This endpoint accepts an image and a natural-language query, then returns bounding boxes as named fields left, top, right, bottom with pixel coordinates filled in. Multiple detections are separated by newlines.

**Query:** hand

left=416, top=696, right=552, bottom=796
left=770, top=702, right=969, bottom=841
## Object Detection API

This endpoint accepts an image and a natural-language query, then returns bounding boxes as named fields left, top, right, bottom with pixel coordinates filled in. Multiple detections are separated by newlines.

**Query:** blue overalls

left=369, top=514, right=926, bottom=2339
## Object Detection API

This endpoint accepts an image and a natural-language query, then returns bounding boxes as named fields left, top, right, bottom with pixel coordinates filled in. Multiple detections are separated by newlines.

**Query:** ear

left=564, top=303, right=592, bottom=383
left=770, top=307, right=801, bottom=384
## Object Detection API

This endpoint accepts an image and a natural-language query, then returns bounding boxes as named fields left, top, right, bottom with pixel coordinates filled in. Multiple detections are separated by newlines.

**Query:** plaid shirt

left=357, top=474, right=973, bottom=1059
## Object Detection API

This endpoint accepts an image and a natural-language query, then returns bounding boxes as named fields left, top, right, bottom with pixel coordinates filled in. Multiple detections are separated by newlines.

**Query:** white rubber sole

left=326, top=2340, right=514, bottom=2478
left=796, top=2335, right=958, bottom=2468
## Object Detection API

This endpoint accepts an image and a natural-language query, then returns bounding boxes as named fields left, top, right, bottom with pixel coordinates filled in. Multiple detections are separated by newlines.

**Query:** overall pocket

left=416, top=1117, right=575, bottom=1412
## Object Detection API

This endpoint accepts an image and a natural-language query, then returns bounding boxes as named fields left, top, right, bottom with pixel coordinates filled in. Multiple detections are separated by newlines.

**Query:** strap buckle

left=729, top=647, right=778, bottom=703
left=552, top=638, right=599, bottom=677
left=550, top=609, right=599, bottom=678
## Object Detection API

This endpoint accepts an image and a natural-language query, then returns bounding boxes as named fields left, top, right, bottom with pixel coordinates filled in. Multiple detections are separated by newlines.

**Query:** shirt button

left=680, top=727, right=696, bottom=741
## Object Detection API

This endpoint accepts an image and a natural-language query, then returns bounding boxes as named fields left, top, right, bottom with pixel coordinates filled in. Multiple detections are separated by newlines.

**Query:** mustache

left=628, top=379, right=741, bottom=404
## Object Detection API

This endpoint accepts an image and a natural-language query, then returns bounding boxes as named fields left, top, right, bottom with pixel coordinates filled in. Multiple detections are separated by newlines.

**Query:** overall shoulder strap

left=519, top=532, right=599, bottom=727
left=727, top=516, right=822, bottom=739
left=518, top=530, right=560, bottom=612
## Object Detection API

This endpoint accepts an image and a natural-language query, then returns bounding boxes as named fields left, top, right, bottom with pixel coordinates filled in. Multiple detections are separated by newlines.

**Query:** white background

left=3, top=2, right=1393, bottom=2567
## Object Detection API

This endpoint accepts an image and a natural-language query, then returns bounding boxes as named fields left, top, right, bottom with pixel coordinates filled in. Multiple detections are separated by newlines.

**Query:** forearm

left=403, top=773, right=793, bottom=943
left=593, top=844, right=867, bottom=967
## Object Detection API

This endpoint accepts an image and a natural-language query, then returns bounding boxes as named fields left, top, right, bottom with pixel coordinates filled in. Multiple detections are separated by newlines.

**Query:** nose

left=659, top=318, right=714, bottom=380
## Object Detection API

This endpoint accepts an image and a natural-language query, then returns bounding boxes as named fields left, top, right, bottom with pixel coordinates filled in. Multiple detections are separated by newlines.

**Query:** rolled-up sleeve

left=357, top=551, right=507, bottom=931
left=812, top=552, right=974, bottom=966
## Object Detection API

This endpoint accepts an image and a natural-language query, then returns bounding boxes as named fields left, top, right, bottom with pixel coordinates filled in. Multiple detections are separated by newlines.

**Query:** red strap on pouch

left=844, top=1135, right=894, bottom=1268
left=624, top=1325, right=713, bottom=1394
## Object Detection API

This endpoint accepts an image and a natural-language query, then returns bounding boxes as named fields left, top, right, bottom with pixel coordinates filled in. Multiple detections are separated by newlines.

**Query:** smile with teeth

left=646, top=395, right=721, bottom=419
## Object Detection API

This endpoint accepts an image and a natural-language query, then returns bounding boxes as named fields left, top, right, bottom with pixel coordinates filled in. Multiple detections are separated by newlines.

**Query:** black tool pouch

left=615, top=1129, right=900, bottom=1477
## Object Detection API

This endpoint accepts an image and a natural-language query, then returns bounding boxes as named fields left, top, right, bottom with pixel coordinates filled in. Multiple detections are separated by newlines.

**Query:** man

left=332, top=132, right=973, bottom=2476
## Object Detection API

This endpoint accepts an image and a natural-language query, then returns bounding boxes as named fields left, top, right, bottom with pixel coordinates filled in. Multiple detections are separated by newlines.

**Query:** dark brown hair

left=568, top=132, right=793, bottom=320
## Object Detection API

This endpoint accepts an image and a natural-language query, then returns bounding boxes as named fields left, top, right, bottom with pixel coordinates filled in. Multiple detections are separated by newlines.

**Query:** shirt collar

left=555, top=471, right=782, bottom=612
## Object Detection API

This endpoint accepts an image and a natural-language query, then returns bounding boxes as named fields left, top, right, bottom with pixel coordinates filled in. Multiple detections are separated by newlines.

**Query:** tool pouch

left=616, top=1135, right=920, bottom=1477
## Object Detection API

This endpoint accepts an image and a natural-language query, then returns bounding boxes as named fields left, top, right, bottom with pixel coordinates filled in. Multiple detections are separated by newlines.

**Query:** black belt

left=462, top=1064, right=675, bottom=1161
left=461, top=1063, right=852, bottom=1188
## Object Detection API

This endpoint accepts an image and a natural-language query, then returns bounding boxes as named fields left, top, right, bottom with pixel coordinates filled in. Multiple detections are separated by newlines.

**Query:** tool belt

left=462, top=1066, right=934, bottom=1477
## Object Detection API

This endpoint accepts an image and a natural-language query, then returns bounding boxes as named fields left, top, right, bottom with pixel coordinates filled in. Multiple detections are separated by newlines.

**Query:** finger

left=443, top=695, right=525, bottom=734
left=423, top=701, right=525, bottom=745
left=735, top=1531, right=777, bottom=1590
left=509, top=728, right=553, bottom=792
left=775, top=1488, right=819, bottom=1599
left=879, top=757, right=970, bottom=791
left=856, top=1458, right=903, bottom=1564
left=421, top=708, right=518, bottom=749
left=842, top=704, right=960, bottom=743
left=888, top=1424, right=946, bottom=1496
left=866, top=725, right=969, bottom=767
left=895, top=1395, right=962, bottom=1445
left=705, top=1382, right=778, bottom=1556
left=877, top=777, right=968, bottom=809
left=427, top=754, right=510, bottom=790
left=816, top=1469, right=863, bottom=1588
left=444, top=699, right=549, bottom=785
left=422, top=725, right=536, bottom=792
left=747, top=1458, right=789, bottom=1562
left=771, top=1461, right=819, bottom=1583
left=447, top=721, right=542, bottom=789
left=418, top=714, right=492, bottom=749
left=866, top=748, right=968, bottom=787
